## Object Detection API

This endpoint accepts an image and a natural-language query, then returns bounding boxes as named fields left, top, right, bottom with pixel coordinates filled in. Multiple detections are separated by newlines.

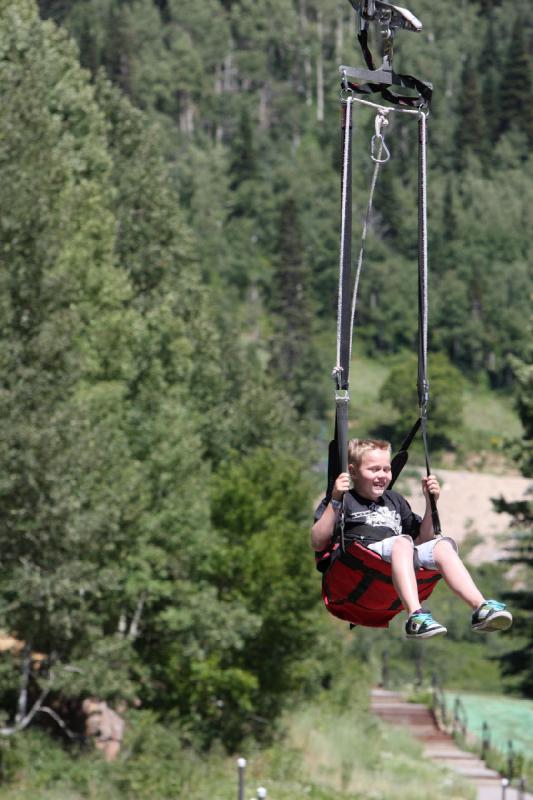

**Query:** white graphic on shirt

left=347, top=503, right=403, bottom=535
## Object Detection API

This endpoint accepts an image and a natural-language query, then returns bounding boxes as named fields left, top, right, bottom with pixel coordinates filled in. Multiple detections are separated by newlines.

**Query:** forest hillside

left=0, top=0, right=531, bottom=796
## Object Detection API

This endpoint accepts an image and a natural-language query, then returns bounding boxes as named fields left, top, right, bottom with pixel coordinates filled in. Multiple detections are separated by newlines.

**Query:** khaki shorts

left=367, top=534, right=458, bottom=571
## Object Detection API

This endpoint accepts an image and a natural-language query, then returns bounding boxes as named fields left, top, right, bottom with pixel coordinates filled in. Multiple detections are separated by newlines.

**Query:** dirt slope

left=403, top=469, right=531, bottom=564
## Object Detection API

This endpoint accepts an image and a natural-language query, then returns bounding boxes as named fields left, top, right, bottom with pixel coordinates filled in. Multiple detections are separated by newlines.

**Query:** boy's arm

left=416, top=475, right=441, bottom=543
left=310, top=472, right=350, bottom=551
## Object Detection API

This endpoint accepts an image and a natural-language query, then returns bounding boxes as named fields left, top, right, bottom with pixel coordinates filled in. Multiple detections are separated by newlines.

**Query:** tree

left=268, top=193, right=326, bottom=417
left=455, top=56, right=487, bottom=169
left=379, top=352, right=465, bottom=448
left=207, top=447, right=319, bottom=747
left=479, top=16, right=501, bottom=148
left=498, top=13, right=533, bottom=147
left=0, top=3, right=314, bottom=751
left=493, top=338, right=533, bottom=697
left=91, top=71, right=297, bottom=745
left=0, top=0, right=144, bottom=719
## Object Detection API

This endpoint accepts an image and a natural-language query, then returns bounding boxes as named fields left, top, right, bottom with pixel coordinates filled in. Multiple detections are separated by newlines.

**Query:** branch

left=14, top=642, right=32, bottom=725
left=128, top=592, right=146, bottom=640
left=0, top=687, right=50, bottom=737
left=38, top=706, right=79, bottom=740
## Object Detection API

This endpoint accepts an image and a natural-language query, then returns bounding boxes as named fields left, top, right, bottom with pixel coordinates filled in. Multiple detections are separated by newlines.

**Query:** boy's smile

left=349, top=449, right=392, bottom=501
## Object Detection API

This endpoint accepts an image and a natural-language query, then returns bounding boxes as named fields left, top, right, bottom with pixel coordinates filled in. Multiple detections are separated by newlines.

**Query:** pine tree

left=268, top=194, right=325, bottom=417
left=493, top=337, right=533, bottom=697
left=455, top=56, right=486, bottom=168
left=498, top=13, right=533, bottom=145
left=232, top=105, right=256, bottom=179
left=0, top=0, right=143, bottom=709
left=479, top=16, right=501, bottom=147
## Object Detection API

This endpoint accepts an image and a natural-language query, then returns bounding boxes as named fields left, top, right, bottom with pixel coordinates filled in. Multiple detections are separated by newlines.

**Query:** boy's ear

left=348, top=463, right=356, bottom=478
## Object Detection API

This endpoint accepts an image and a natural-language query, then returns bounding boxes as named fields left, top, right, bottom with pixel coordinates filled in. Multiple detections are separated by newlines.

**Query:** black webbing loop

left=420, top=417, right=441, bottom=534
left=388, top=418, right=421, bottom=488
left=336, top=101, right=354, bottom=391
left=327, top=89, right=441, bottom=544
left=350, top=29, right=433, bottom=109
left=334, top=100, right=356, bottom=554
left=336, top=397, right=349, bottom=552
left=417, top=111, right=441, bottom=535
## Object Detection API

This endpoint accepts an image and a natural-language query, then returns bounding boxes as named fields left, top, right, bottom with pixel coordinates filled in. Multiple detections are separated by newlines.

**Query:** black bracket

left=346, top=0, right=423, bottom=36
left=342, top=0, right=433, bottom=108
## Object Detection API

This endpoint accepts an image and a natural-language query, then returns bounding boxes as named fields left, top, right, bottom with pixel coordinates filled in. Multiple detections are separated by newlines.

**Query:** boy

left=311, top=438, right=513, bottom=639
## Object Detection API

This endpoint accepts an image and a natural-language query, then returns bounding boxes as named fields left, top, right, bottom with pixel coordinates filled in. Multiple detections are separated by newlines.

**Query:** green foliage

left=0, top=667, right=475, bottom=800
left=0, top=0, right=318, bottom=756
left=0, top=0, right=530, bottom=780
left=493, top=336, right=533, bottom=697
left=207, top=447, right=319, bottom=746
left=44, top=0, right=532, bottom=389
left=0, top=0, right=143, bottom=699
left=509, top=350, right=533, bottom=478
left=379, top=352, right=465, bottom=447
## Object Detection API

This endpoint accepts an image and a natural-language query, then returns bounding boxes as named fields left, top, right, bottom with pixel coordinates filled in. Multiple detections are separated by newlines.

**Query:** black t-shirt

left=314, top=489, right=422, bottom=548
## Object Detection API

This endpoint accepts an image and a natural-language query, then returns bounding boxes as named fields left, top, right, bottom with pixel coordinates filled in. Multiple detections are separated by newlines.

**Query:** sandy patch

left=403, top=469, right=532, bottom=564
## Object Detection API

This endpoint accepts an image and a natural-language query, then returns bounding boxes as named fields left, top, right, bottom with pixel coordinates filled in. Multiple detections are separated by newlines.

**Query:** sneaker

left=405, top=610, right=447, bottom=639
left=471, top=600, right=513, bottom=632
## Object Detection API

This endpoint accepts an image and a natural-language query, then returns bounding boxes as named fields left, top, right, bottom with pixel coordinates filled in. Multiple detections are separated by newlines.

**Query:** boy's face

left=349, top=448, right=392, bottom=501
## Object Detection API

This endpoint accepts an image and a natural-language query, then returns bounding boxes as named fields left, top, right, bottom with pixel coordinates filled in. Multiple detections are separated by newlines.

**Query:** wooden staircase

left=371, top=689, right=533, bottom=800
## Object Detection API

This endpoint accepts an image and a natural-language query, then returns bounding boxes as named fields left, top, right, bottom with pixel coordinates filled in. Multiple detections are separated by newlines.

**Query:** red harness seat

left=316, top=539, right=441, bottom=628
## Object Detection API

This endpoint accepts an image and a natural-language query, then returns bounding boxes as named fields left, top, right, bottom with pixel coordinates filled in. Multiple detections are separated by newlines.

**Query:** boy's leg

left=368, top=536, right=447, bottom=637
left=432, top=538, right=484, bottom=609
left=389, top=535, right=421, bottom=615
left=415, top=538, right=513, bottom=632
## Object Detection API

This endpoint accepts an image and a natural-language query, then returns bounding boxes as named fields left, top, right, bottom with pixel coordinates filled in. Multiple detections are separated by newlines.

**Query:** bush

left=379, top=352, right=465, bottom=448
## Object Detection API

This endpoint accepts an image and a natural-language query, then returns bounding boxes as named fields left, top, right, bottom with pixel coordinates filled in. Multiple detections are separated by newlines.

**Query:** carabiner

left=371, top=111, right=390, bottom=163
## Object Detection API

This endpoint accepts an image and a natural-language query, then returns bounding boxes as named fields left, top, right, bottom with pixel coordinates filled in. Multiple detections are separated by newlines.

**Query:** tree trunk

left=129, top=592, right=146, bottom=639
left=214, top=63, right=224, bottom=143
left=298, top=0, right=312, bottom=106
left=15, top=643, right=31, bottom=725
left=316, top=9, right=324, bottom=122
left=259, top=84, right=269, bottom=130
left=335, top=8, right=345, bottom=62
left=179, top=93, right=195, bottom=134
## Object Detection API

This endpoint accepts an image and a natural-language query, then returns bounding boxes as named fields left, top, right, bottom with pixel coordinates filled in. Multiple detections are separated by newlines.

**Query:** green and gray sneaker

left=471, top=600, right=512, bottom=632
left=405, top=610, right=447, bottom=640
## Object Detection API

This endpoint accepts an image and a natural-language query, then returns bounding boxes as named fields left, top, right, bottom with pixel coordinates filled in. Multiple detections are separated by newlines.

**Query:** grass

left=462, top=385, right=522, bottom=441
left=441, top=692, right=533, bottom=789
left=334, top=354, right=522, bottom=471
left=284, top=700, right=475, bottom=800
left=0, top=686, right=476, bottom=800
left=444, top=692, right=533, bottom=758
left=346, top=356, right=392, bottom=436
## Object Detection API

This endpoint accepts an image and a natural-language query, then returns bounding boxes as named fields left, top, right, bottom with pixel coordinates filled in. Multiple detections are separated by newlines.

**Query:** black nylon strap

left=421, top=417, right=441, bottom=533
left=417, top=113, right=441, bottom=535
left=389, top=418, right=421, bottom=488
left=417, top=573, right=441, bottom=586
left=350, top=30, right=433, bottom=108
left=327, top=70, right=439, bottom=537
left=339, top=550, right=394, bottom=583
left=347, top=572, right=376, bottom=604
left=336, top=399, right=350, bottom=475
left=338, top=544, right=443, bottom=584
left=338, top=105, right=353, bottom=389
left=343, top=554, right=440, bottom=606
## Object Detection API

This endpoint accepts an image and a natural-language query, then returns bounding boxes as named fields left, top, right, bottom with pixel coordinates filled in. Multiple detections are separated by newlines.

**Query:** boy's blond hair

left=348, top=438, right=391, bottom=468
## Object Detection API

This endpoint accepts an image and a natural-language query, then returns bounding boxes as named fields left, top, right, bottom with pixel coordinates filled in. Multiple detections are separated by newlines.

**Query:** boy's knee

left=392, top=535, right=414, bottom=554
left=433, top=536, right=458, bottom=563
